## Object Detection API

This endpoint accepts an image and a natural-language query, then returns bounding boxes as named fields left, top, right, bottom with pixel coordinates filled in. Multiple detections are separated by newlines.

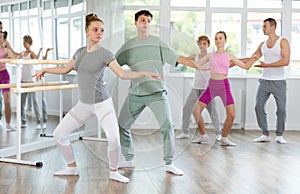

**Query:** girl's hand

left=251, top=54, right=259, bottom=60
left=254, top=61, right=267, bottom=68
left=195, top=63, right=210, bottom=71
left=33, top=70, right=45, bottom=81
left=143, top=72, right=162, bottom=81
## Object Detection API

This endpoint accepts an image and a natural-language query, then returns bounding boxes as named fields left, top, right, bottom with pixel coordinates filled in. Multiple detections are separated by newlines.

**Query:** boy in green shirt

left=116, top=10, right=209, bottom=175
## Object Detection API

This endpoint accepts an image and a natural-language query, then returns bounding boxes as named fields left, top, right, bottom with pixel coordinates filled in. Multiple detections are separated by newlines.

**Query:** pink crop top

left=0, top=48, right=8, bottom=67
left=209, top=52, right=230, bottom=75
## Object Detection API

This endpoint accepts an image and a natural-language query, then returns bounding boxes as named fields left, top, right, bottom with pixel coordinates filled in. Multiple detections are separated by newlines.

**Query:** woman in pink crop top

left=192, top=31, right=258, bottom=146
left=0, top=32, right=20, bottom=131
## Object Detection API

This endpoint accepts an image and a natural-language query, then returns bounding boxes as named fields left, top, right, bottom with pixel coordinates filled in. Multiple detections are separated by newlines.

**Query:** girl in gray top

left=34, top=13, right=160, bottom=183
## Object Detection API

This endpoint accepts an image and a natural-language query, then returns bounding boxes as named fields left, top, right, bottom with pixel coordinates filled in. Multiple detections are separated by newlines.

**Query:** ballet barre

left=0, top=59, right=71, bottom=167
left=11, top=84, right=78, bottom=93
left=0, top=59, right=68, bottom=65
left=0, top=81, right=70, bottom=89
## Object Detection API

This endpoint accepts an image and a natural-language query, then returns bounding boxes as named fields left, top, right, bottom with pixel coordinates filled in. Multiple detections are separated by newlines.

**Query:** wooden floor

left=0, top=113, right=59, bottom=149
left=1, top=126, right=300, bottom=194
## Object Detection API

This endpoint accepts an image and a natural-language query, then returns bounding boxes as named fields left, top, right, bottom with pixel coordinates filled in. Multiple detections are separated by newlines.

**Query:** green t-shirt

left=116, top=35, right=179, bottom=96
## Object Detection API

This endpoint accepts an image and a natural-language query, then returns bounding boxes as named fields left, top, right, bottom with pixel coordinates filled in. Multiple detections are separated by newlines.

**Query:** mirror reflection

left=0, top=0, right=86, bottom=155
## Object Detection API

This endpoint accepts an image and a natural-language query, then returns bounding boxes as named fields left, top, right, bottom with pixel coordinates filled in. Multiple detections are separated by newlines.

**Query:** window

left=291, top=13, right=300, bottom=75
left=293, top=0, right=300, bottom=8
left=54, top=0, right=69, bottom=15
left=29, top=0, right=38, bottom=15
left=0, top=0, right=86, bottom=65
left=1, top=5, right=9, bottom=17
left=20, top=19, right=29, bottom=38
left=43, top=1, right=52, bottom=16
left=12, top=3, right=20, bottom=17
left=20, top=2, right=28, bottom=16
left=70, top=17, right=83, bottom=56
left=171, top=0, right=205, bottom=7
left=125, top=0, right=160, bottom=6
left=13, top=19, right=21, bottom=52
left=247, top=0, right=282, bottom=8
left=28, top=17, right=41, bottom=52
left=123, top=0, right=300, bottom=76
left=170, top=11, right=205, bottom=73
left=56, top=18, right=69, bottom=60
left=210, top=0, right=242, bottom=8
left=71, top=0, right=84, bottom=13
left=42, top=19, right=53, bottom=60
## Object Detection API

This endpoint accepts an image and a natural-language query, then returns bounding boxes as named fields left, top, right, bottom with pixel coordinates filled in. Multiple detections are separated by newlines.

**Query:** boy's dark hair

left=197, top=35, right=210, bottom=46
left=264, top=18, right=277, bottom=28
left=216, top=31, right=227, bottom=40
left=2, top=31, right=7, bottom=39
left=23, top=35, right=33, bottom=45
left=135, top=10, right=153, bottom=21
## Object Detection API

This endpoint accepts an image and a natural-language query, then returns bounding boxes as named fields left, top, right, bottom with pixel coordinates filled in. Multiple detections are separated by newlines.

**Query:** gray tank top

left=73, top=46, right=115, bottom=104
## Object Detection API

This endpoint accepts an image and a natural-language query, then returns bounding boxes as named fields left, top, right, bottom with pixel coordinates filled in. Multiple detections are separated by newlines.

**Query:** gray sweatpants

left=181, top=88, right=221, bottom=134
left=118, top=91, right=175, bottom=165
left=20, top=81, right=47, bottom=125
left=255, top=79, right=287, bottom=136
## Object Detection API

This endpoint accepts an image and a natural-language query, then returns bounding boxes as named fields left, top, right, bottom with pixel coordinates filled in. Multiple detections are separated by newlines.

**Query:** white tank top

left=21, top=52, right=34, bottom=82
left=192, top=53, right=210, bottom=89
left=261, top=37, right=286, bottom=80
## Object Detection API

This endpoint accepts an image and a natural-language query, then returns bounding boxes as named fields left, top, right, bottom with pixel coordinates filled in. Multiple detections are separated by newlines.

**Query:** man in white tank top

left=249, top=18, right=290, bottom=144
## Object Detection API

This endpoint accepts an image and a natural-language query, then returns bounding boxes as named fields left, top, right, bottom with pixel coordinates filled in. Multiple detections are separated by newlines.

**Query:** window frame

left=124, top=0, right=296, bottom=77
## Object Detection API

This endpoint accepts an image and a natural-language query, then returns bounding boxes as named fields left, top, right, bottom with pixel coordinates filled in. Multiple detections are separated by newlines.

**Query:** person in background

left=245, top=18, right=290, bottom=144
left=26, top=48, right=53, bottom=127
left=34, top=13, right=161, bottom=183
left=192, top=31, right=258, bottom=146
left=0, top=21, right=5, bottom=126
left=19, top=35, right=49, bottom=130
left=0, top=31, right=19, bottom=131
left=116, top=10, right=209, bottom=175
left=176, top=35, right=221, bottom=143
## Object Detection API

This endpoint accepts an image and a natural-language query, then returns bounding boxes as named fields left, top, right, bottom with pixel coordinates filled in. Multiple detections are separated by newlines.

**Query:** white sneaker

left=165, top=164, right=184, bottom=176
left=36, top=124, right=42, bottom=129
left=220, top=137, right=237, bottom=146
left=216, top=134, right=222, bottom=141
left=42, top=123, right=47, bottom=129
left=253, top=135, right=271, bottom=142
left=176, top=132, right=190, bottom=139
left=192, top=135, right=210, bottom=144
left=21, top=123, right=27, bottom=128
left=6, top=124, right=16, bottom=131
left=118, top=159, right=136, bottom=169
left=276, top=136, right=287, bottom=144
left=109, top=171, right=130, bottom=183
left=54, top=167, right=79, bottom=176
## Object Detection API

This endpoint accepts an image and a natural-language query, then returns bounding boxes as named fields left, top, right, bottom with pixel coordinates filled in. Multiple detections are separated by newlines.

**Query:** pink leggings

left=198, top=79, right=234, bottom=106
left=0, top=69, right=10, bottom=93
